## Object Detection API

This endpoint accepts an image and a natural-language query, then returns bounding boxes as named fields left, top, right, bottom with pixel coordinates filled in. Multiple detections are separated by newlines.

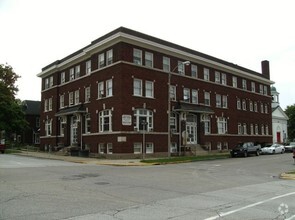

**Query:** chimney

left=261, top=60, right=270, bottom=79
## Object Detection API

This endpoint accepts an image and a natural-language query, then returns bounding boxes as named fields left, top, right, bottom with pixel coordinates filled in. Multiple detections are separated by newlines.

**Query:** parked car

left=230, top=142, right=261, bottom=157
left=0, top=139, right=5, bottom=154
left=261, top=144, right=285, bottom=154
left=284, top=142, right=295, bottom=152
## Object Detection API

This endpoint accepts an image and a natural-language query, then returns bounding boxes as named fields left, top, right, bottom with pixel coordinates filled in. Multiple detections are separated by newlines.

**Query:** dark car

left=230, top=142, right=261, bottom=157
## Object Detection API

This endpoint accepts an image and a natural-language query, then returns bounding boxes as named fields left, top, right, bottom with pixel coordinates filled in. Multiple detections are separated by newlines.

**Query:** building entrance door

left=71, top=116, right=78, bottom=145
left=276, top=132, right=281, bottom=143
left=186, top=114, right=197, bottom=144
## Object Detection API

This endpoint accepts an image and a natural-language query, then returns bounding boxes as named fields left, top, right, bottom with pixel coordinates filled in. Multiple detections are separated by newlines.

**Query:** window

left=98, top=143, right=105, bottom=154
left=265, top=104, right=268, bottom=114
left=163, top=57, right=170, bottom=72
left=204, top=68, right=210, bottom=81
left=48, top=98, right=52, bottom=111
left=204, top=92, right=210, bottom=106
left=201, top=114, right=211, bottom=134
left=99, top=110, right=112, bottom=132
left=86, top=60, right=91, bottom=74
left=242, top=79, right=247, bottom=90
left=183, top=88, right=190, bottom=102
left=215, top=71, right=220, bottom=83
left=60, top=72, right=65, bottom=84
left=170, top=85, right=176, bottom=101
left=74, top=90, right=79, bottom=104
left=237, top=98, right=241, bottom=110
left=222, top=95, right=228, bottom=108
left=221, top=73, right=227, bottom=85
left=59, top=116, right=66, bottom=136
left=265, top=125, right=269, bottom=135
left=98, top=82, right=104, bottom=98
left=145, top=81, right=154, bottom=98
left=250, top=124, right=254, bottom=135
left=254, top=102, right=258, bottom=112
left=134, top=143, right=142, bottom=154
left=133, top=79, right=142, bottom=96
left=133, top=48, right=142, bottom=65
left=85, top=87, right=90, bottom=102
left=98, top=53, right=105, bottom=68
left=192, top=90, right=198, bottom=104
left=255, top=124, right=259, bottom=135
left=251, top=82, right=256, bottom=92
left=44, top=99, right=48, bottom=112
left=49, top=76, right=53, bottom=88
left=75, top=65, right=80, bottom=78
left=45, top=119, right=52, bottom=136
left=243, top=123, right=247, bottom=134
left=170, top=113, right=177, bottom=131
left=134, top=109, right=153, bottom=132
left=263, top=85, right=268, bottom=95
left=70, top=68, right=75, bottom=81
left=45, top=78, right=49, bottom=89
left=238, top=123, right=242, bottom=134
left=107, top=143, right=113, bottom=154
left=60, top=95, right=64, bottom=109
left=177, top=61, right=185, bottom=74
left=217, top=117, right=227, bottom=134
left=106, top=79, right=113, bottom=97
left=242, top=99, right=246, bottom=110
left=232, top=76, right=237, bottom=88
left=145, top=52, right=153, bottom=68
left=260, top=103, right=264, bottom=113
left=69, top=92, right=74, bottom=105
left=85, top=114, right=91, bottom=133
left=259, top=84, right=263, bottom=94
left=216, top=94, right=221, bottom=108
left=249, top=101, right=253, bottom=111
left=106, top=49, right=113, bottom=65
left=146, top=143, right=154, bottom=154
left=191, top=65, right=197, bottom=78
left=261, top=125, right=265, bottom=135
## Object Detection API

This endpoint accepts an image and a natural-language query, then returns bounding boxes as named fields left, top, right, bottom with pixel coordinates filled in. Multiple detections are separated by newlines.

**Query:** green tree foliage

left=285, top=104, right=295, bottom=142
left=0, top=64, right=28, bottom=138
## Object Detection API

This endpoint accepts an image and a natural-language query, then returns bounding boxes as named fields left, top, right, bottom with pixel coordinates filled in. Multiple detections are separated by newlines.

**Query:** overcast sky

left=1, top=0, right=294, bottom=110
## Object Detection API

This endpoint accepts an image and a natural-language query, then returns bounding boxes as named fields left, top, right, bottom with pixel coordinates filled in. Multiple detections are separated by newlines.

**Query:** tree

left=0, top=64, right=28, bottom=140
left=285, top=104, right=295, bottom=142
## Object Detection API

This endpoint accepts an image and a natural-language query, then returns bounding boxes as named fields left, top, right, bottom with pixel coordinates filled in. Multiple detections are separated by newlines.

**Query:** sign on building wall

left=122, top=115, right=132, bottom=126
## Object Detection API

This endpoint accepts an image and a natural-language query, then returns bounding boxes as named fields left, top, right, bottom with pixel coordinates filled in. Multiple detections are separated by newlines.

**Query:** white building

left=271, top=86, right=288, bottom=143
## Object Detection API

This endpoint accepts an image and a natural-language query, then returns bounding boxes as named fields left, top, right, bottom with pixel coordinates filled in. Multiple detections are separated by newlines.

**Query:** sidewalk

left=14, top=151, right=148, bottom=166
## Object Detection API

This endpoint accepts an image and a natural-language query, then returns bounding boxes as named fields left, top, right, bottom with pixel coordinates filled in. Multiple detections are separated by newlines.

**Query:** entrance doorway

left=186, top=114, right=197, bottom=144
left=71, top=115, right=78, bottom=145
left=276, top=132, right=281, bottom=143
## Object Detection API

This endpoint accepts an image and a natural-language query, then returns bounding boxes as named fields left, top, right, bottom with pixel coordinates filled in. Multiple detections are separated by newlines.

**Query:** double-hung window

left=232, top=76, right=237, bottom=88
left=60, top=72, right=65, bottom=84
left=145, top=81, right=154, bottom=98
left=170, top=85, right=176, bottom=101
left=178, top=61, right=185, bottom=74
left=192, top=90, right=198, bottom=104
left=74, top=90, right=79, bottom=104
left=75, top=65, right=80, bottom=78
left=98, top=82, right=104, bottom=98
left=84, top=114, right=91, bottom=133
left=215, top=71, right=220, bottom=83
left=133, top=79, right=142, bottom=96
left=106, top=49, right=113, bottom=65
left=60, top=94, right=64, bottom=108
left=85, top=87, right=90, bottom=102
left=242, top=79, right=247, bottom=90
left=216, top=94, right=221, bottom=108
left=204, top=92, right=210, bottom=106
left=98, top=53, right=105, bottom=68
left=99, top=110, right=112, bottom=132
left=191, top=65, right=197, bottom=78
left=70, top=68, right=75, bottom=81
left=201, top=114, right=211, bottom=134
left=222, top=95, right=228, bottom=108
left=251, top=82, right=256, bottom=92
left=86, top=60, right=91, bottom=74
left=221, top=73, right=227, bottom=85
left=106, top=79, right=113, bottom=97
left=217, top=117, right=227, bottom=134
left=163, top=57, right=170, bottom=72
left=145, top=52, right=153, bottom=68
left=69, top=92, right=74, bottom=105
left=183, top=88, right=190, bottom=102
left=133, top=49, right=142, bottom=65
left=204, top=68, right=210, bottom=81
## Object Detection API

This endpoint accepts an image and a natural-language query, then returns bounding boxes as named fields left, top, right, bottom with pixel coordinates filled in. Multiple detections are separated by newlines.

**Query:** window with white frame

left=259, top=84, right=263, bottom=94
left=45, top=78, right=49, bottom=89
left=59, top=116, right=66, bottom=136
left=263, top=85, right=268, bottom=95
left=49, top=76, right=53, bottom=87
left=145, top=51, right=153, bottom=68
left=215, top=71, right=220, bottom=83
left=217, top=117, right=227, bottom=134
left=232, top=76, right=237, bottom=88
left=242, top=79, right=247, bottom=90
left=249, top=101, right=253, bottom=111
left=204, top=92, right=210, bottom=106
left=183, top=88, right=190, bottom=102
left=75, top=65, right=80, bottom=78
left=260, top=103, right=264, bottom=113
left=204, top=68, right=210, bottom=81
left=264, top=104, right=268, bottom=114
left=243, top=123, right=247, bottom=134
left=44, top=99, right=48, bottom=112
left=60, top=72, right=65, bottom=84
left=191, top=64, right=197, bottom=78
left=237, top=98, right=241, bottom=110
left=133, top=109, right=153, bottom=132
left=192, top=90, right=198, bottom=104
left=146, top=143, right=154, bottom=154
left=238, top=123, right=242, bottom=134
left=255, top=124, right=259, bottom=135
left=106, top=79, right=113, bottom=97
left=261, top=125, right=265, bottom=135
left=86, top=60, right=91, bottom=74
left=99, top=110, right=112, bottom=132
left=170, top=113, right=177, bottom=132
left=221, top=73, right=227, bottom=85
left=84, top=114, right=91, bottom=133
left=170, top=85, right=176, bottom=101
left=85, top=86, right=90, bottom=102
left=222, top=95, right=228, bottom=108
left=106, top=49, right=113, bottom=65
left=216, top=94, right=221, bottom=108
left=70, top=68, right=75, bottom=81
left=133, top=78, right=142, bottom=96
left=98, top=53, right=105, bottom=68
left=69, top=92, right=74, bottom=106
left=201, top=114, right=211, bottom=134
left=265, top=125, right=269, bottom=135
left=74, top=90, right=79, bottom=104
left=98, top=143, right=105, bottom=154
left=242, top=99, right=247, bottom=110
left=107, top=143, right=113, bottom=154
left=133, top=143, right=142, bottom=154
left=177, top=61, right=185, bottom=74
left=98, top=82, right=104, bottom=98
left=48, top=98, right=52, bottom=111
left=133, top=48, right=142, bottom=65
left=251, top=82, right=256, bottom=92
left=250, top=124, right=254, bottom=135
left=163, top=56, right=170, bottom=72
left=254, top=102, right=258, bottom=112
left=145, top=81, right=154, bottom=98
left=45, top=119, right=52, bottom=136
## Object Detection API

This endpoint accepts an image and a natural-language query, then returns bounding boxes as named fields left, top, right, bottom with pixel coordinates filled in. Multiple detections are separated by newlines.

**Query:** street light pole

left=167, top=61, right=190, bottom=158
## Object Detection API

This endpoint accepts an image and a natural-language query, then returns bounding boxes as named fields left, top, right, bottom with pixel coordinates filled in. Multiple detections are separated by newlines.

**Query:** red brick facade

left=38, top=27, right=273, bottom=157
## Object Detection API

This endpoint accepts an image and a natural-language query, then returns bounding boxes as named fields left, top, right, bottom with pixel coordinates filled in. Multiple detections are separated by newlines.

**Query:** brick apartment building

left=37, top=27, right=273, bottom=157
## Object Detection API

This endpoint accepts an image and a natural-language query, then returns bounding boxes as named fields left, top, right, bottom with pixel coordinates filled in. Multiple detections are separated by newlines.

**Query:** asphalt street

left=0, top=153, right=294, bottom=219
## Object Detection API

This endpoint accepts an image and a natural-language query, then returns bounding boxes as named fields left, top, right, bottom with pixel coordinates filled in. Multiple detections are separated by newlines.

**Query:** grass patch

left=141, top=153, right=230, bottom=164
left=3, top=149, right=22, bottom=154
